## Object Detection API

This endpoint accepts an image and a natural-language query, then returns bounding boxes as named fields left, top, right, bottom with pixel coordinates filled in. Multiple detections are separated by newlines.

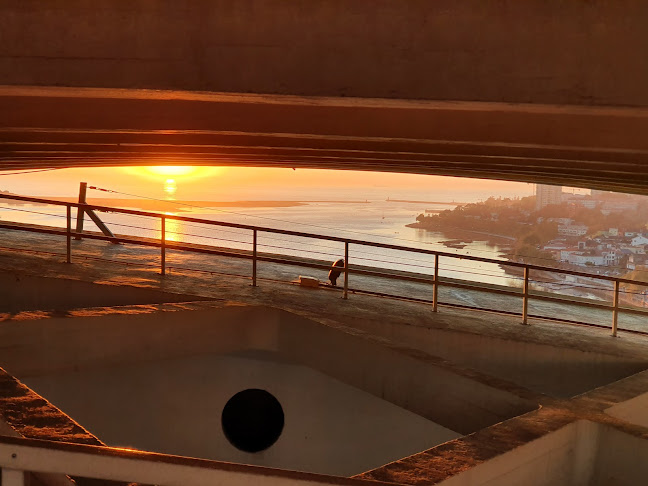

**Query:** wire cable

left=87, top=186, right=536, bottom=261
left=0, top=168, right=60, bottom=176
left=88, top=185, right=505, bottom=248
left=4, top=188, right=644, bottom=293
left=0, top=205, right=67, bottom=219
left=87, top=185, right=581, bottom=266
left=99, top=209, right=457, bottom=265
left=2, top=203, right=638, bottom=293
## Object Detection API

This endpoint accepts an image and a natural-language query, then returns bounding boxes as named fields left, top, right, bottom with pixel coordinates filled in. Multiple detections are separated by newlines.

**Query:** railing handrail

left=0, top=192, right=643, bottom=286
left=2, top=191, right=648, bottom=336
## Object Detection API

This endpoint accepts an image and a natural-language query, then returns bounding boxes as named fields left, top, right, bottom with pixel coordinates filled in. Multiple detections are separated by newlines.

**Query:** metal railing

left=0, top=193, right=647, bottom=336
left=0, top=434, right=378, bottom=486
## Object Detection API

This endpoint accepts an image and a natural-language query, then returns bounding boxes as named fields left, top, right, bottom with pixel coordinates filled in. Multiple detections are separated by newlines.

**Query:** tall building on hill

left=591, top=189, right=611, bottom=199
left=535, top=184, right=563, bottom=210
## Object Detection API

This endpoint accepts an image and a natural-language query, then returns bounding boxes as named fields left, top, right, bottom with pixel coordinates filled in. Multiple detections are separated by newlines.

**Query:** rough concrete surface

left=2, top=1, right=648, bottom=106
left=2, top=228, right=648, bottom=485
left=3, top=87, right=648, bottom=195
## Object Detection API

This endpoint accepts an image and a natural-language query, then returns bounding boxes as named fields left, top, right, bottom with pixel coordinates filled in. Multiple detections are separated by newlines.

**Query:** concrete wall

left=22, top=352, right=460, bottom=476
left=431, top=420, right=648, bottom=486
left=605, top=391, right=648, bottom=429
left=0, top=271, right=207, bottom=313
left=0, top=304, right=281, bottom=377
left=433, top=420, right=598, bottom=486
left=0, top=415, right=19, bottom=438
left=592, top=424, right=648, bottom=486
left=278, top=313, right=536, bottom=434
left=344, top=318, right=648, bottom=398
left=2, top=1, right=648, bottom=106
left=0, top=304, right=535, bottom=436
left=0, top=416, right=75, bottom=486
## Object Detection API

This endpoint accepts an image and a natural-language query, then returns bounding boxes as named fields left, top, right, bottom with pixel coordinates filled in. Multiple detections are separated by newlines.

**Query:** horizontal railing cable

left=1, top=192, right=647, bottom=286
left=0, top=205, right=68, bottom=220
left=84, top=185, right=571, bottom=265
left=1, top=193, right=648, bottom=336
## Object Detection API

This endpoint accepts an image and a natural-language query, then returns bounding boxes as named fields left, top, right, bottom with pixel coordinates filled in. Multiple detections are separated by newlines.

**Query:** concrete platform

left=0, top=225, right=646, bottom=357
left=2, top=227, right=648, bottom=485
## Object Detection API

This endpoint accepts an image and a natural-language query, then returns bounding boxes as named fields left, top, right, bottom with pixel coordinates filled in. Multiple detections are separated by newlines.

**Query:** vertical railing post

left=252, top=229, right=257, bottom=287
left=433, top=254, right=439, bottom=312
left=2, top=469, right=25, bottom=486
left=160, top=216, right=166, bottom=276
left=522, top=266, right=529, bottom=325
left=612, top=279, right=620, bottom=337
left=343, top=241, right=349, bottom=300
left=66, top=204, right=72, bottom=263
left=75, top=181, right=87, bottom=240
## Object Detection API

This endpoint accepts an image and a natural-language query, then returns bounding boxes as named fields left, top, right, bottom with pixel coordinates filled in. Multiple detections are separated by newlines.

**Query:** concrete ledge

left=0, top=368, right=102, bottom=445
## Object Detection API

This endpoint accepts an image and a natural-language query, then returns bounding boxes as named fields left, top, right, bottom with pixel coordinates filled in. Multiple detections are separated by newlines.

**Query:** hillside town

left=411, top=185, right=648, bottom=279
left=533, top=186, right=648, bottom=275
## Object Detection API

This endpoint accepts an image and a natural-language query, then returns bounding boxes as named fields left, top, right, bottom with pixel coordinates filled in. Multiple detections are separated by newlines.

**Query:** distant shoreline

left=387, top=198, right=465, bottom=206
left=2, top=197, right=372, bottom=212
left=405, top=222, right=516, bottom=242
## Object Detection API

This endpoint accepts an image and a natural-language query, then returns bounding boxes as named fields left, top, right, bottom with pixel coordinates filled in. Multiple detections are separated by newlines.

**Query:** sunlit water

left=0, top=198, right=519, bottom=287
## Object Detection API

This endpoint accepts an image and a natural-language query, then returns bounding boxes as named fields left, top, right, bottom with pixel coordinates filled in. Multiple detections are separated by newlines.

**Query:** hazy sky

left=1, top=166, right=535, bottom=202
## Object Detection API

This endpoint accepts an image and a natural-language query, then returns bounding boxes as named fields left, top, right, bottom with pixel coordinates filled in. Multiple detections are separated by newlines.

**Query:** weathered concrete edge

left=354, top=369, right=648, bottom=485
left=0, top=367, right=103, bottom=445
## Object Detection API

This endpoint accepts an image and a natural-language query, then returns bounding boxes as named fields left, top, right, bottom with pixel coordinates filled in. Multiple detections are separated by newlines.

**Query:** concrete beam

left=1, top=1, right=648, bottom=106
left=2, top=86, right=648, bottom=195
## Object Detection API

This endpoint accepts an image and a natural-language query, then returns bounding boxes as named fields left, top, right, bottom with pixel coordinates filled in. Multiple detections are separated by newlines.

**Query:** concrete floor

left=22, top=352, right=460, bottom=476
left=3, top=227, right=648, bottom=485
left=1, top=227, right=648, bottom=399
left=0, top=226, right=646, bottom=352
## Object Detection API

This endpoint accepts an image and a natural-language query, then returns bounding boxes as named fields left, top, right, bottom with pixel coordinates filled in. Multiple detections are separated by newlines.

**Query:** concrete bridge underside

left=2, top=86, right=648, bottom=195
left=2, top=1, right=648, bottom=194
left=3, top=1, right=648, bottom=107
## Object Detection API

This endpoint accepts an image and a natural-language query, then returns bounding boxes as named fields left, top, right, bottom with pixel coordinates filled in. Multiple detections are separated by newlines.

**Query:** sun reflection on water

left=164, top=178, right=177, bottom=197
left=160, top=213, right=181, bottom=242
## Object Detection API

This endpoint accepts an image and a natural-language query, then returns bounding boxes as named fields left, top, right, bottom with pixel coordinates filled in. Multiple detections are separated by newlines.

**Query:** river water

left=0, top=197, right=520, bottom=288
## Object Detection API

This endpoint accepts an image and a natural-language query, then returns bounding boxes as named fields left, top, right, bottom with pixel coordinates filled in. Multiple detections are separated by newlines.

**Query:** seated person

left=328, top=258, right=345, bottom=286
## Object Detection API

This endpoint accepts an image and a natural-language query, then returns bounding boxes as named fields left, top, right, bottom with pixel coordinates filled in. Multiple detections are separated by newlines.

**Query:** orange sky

left=1, top=166, right=535, bottom=201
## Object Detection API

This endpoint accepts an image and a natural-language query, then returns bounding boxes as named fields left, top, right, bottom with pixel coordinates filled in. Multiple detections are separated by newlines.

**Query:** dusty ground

left=0, top=225, right=647, bottom=355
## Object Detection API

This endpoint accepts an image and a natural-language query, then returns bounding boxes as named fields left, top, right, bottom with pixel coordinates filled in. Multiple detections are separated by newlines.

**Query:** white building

left=604, top=250, right=620, bottom=266
left=535, top=184, right=563, bottom=210
left=560, top=250, right=617, bottom=266
left=558, top=224, right=588, bottom=237
left=548, top=217, right=574, bottom=225
left=627, top=254, right=648, bottom=270
left=543, top=241, right=568, bottom=251
left=591, top=189, right=612, bottom=198
left=580, top=200, right=598, bottom=209
left=631, top=235, right=648, bottom=247
left=601, top=201, right=638, bottom=215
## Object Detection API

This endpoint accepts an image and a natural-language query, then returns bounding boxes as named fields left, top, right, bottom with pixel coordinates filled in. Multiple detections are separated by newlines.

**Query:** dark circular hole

left=221, top=389, right=284, bottom=453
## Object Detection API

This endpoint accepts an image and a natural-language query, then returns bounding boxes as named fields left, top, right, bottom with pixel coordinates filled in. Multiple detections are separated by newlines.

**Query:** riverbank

left=406, top=222, right=516, bottom=243
left=405, top=221, right=639, bottom=304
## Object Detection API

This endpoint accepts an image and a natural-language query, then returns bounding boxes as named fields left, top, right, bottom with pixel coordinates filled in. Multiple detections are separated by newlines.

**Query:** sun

left=145, top=166, right=198, bottom=177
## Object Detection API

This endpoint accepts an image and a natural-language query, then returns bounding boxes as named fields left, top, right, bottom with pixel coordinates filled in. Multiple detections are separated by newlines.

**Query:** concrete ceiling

left=2, top=86, right=648, bottom=195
